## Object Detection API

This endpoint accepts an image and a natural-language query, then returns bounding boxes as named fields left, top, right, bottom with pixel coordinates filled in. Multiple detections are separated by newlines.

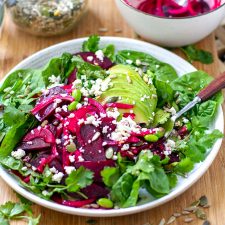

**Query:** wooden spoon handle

left=197, top=72, right=225, bottom=101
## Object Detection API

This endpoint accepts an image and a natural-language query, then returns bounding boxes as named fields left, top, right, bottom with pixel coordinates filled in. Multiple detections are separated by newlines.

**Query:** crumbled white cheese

left=140, top=94, right=150, bottom=102
left=87, top=56, right=94, bottom=61
left=52, top=172, right=64, bottom=183
left=50, top=167, right=58, bottom=174
left=54, top=99, right=62, bottom=104
left=102, top=126, right=109, bottom=134
left=135, top=59, right=142, bottom=66
left=72, top=79, right=82, bottom=89
left=78, top=156, right=84, bottom=162
left=121, top=144, right=130, bottom=151
left=69, top=155, right=75, bottom=163
left=106, top=108, right=120, bottom=119
left=11, top=149, right=26, bottom=159
left=56, top=139, right=62, bottom=145
left=164, top=106, right=176, bottom=115
left=48, top=75, right=61, bottom=84
left=84, top=115, right=101, bottom=127
left=55, top=107, right=62, bottom=113
left=78, top=118, right=85, bottom=125
left=62, top=105, right=68, bottom=112
left=95, top=50, right=104, bottom=61
left=21, top=166, right=28, bottom=171
left=64, top=166, right=76, bottom=175
left=68, top=113, right=75, bottom=118
left=126, top=59, right=133, bottom=64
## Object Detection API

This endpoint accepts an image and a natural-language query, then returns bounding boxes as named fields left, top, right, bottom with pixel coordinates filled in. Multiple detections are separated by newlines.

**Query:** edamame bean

left=68, top=101, right=79, bottom=111
left=72, top=89, right=82, bottom=102
left=144, top=134, right=159, bottom=142
left=97, top=198, right=114, bottom=208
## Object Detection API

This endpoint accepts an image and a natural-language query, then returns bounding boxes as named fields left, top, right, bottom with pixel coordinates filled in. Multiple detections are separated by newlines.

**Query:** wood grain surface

left=0, top=1, right=225, bottom=225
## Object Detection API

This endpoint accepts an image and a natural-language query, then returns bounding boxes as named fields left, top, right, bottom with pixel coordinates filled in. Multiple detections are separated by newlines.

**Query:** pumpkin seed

left=195, top=208, right=207, bottom=220
left=166, top=216, right=176, bottom=224
left=184, top=217, right=193, bottom=223
left=190, top=200, right=200, bottom=207
left=106, top=96, right=119, bottom=103
left=158, top=218, right=166, bottom=225
left=182, top=211, right=191, bottom=215
left=173, top=212, right=181, bottom=217
left=184, top=206, right=198, bottom=212
left=199, top=195, right=208, bottom=207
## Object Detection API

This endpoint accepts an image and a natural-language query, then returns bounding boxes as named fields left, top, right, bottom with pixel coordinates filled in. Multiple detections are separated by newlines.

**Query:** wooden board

left=0, top=0, right=224, bottom=224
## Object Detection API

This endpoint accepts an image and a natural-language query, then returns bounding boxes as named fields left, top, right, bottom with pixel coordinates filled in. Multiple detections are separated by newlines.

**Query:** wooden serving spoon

left=165, top=72, right=225, bottom=137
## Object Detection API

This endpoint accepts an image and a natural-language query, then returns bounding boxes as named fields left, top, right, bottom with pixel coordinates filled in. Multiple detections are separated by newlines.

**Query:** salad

left=124, top=0, right=222, bottom=18
left=0, top=35, right=223, bottom=209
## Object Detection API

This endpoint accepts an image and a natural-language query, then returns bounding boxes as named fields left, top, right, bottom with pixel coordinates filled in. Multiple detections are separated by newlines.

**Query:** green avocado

left=96, top=65, right=157, bottom=124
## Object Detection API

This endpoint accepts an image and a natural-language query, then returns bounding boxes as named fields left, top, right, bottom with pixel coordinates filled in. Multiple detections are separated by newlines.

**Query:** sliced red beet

left=18, top=138, right=51, bottom=151
left=49, top=158, right=64, bottom=172
left=80, top=125, right=105, bottom=161
left=67, top=69, right=77, bottom=84
left=81, top=183, right=109, bottom=199
left=76, top=52, right=113, bottom=69
left=30, top=152, right=50, bottom=168
left=23, top=127, right=55, bottom=144
left=52, top=195, right=95, bottom=208
left=74, top=160, right=115, bottom=182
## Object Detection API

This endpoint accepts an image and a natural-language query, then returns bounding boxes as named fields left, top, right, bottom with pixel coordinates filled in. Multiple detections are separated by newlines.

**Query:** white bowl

left=115, top=0, right=225, bottom=47
left=0, top=37, right=223, bottom=217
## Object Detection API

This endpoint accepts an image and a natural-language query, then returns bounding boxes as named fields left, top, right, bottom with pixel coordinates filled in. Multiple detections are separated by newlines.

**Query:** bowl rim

left=118, top=0, right=225, bottom=20
left=0, top=36, right=223, bottom=217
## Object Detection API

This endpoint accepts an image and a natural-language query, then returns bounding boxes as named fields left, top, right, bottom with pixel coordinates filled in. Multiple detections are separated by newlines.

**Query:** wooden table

left=0, top=1, right=224, bottom=224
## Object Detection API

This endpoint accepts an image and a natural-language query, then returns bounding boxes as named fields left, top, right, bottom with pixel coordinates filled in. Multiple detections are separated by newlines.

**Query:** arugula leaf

left=181, top=45, right=213, bottom=64
left=174, top=157, right=194, bottom=174
left=65, top=166, right=93, bottom=192
left=82, top=35, right=100, bottom=52
left=0, top=156, right=23, bottom=170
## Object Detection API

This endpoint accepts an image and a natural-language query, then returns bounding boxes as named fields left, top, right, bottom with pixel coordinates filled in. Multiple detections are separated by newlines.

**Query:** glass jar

left=6, top=0, right=88, bottom=37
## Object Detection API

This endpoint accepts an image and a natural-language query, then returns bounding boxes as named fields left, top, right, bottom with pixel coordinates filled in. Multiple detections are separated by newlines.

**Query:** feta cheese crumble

left=11, top=149, right=26, bottom=159
left=52, top=172, right=64, bottom=183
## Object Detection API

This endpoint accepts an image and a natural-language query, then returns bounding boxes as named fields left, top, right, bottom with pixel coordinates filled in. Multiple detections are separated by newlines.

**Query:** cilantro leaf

left=102, top=44, right=115, bottom=61
left=181, top=45, right=213, bottom=64
left=82, top=35, right=100, bottom=52
left=0, top=217, right=9, bottom=225
left=65, top=166, right=94, bottom=192
left=152, top=108, right=170, bottom=127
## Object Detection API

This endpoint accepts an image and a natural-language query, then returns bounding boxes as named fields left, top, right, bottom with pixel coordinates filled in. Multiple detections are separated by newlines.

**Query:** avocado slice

left=96, top=65, right=157, bottom=124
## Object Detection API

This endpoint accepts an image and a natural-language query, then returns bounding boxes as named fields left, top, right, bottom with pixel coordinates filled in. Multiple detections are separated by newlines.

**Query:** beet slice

left=76, top=52, right=113, bottom=69
left=30, top=151, right=50, bottom=168
left=81, top=183, right=109, bottom=199
left=23, top=127, right=55, bottom=144
left=74, top=160, right=115, bottom=182
left=80, top=125, right=105, bottom=161
left=67, top=69, right=77, bottom=84
left=19, top=138, right=51, bottom=151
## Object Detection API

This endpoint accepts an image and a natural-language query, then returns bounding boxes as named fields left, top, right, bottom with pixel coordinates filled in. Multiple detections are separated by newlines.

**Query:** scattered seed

left=166, top=216, right=176, bottom=224
left=199, top=196, right=208, bottom=207
left=195, top=208, right=207, bottom=220
left=92, top=132, right=101, bottom=142
left=182, top=211, right=191, bottom=215
left=173, top=212, right=181, bottom=217
left=184, top=206, right=198, bottom=212
left=203, top=204, right=210, bottom=208
left=41, top=120, right=48, bottom=127
left=184, top=217, right=193, bottom=223
left=158, top=218, right=166, bottom=225
left=90, top=203, right=99, bottom=209
left=190, top=200, right=200, bottom=207
left=202, top=220, right=210, bottom=225
left=126, top=75, right=132, bottom=83
left=106, top=96, right=119, bottom=103
left=98, top=27, right=108, bottom=32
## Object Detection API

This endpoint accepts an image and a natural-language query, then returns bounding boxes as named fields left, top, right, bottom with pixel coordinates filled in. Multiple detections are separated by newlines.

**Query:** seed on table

left=195, top=208, right=207, bottom=220
left=184, top=206, right=198, bottom=212
left=190, top=200, right=200, bottom=207
left=173, top=212, right=181, bottom=217
left=158, top=218, right=166, bottom=225
left=182, top=211, right=191, bottom=215
left=166, top=216, right=176, bottom=224
left=199, top=195, right=208, bottom=207
left=184, top=217, right=193, bottom=223
left=98, top=27, right=108, bottom=32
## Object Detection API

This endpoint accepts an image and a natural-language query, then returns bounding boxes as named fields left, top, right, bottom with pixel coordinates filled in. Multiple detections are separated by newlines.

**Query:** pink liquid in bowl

left=124, top=0, right=222, bottom=17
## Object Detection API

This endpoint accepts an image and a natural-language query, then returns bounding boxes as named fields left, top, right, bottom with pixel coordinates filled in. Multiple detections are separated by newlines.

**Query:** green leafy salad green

left=0, top=35, right=223, bottom=209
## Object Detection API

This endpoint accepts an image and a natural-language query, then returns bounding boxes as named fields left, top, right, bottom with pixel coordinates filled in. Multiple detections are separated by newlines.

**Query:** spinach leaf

left=101, top=167, right=120, bottom=187
left=110, top=151, right=170, bottom=207
left=180, top=45, right=213, bottom=64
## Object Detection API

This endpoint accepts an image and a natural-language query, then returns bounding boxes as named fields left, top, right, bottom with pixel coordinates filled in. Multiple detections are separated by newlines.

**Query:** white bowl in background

left=115, top=0, right=225, bottom=47
left=0, top=37, right=223, bottom=217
